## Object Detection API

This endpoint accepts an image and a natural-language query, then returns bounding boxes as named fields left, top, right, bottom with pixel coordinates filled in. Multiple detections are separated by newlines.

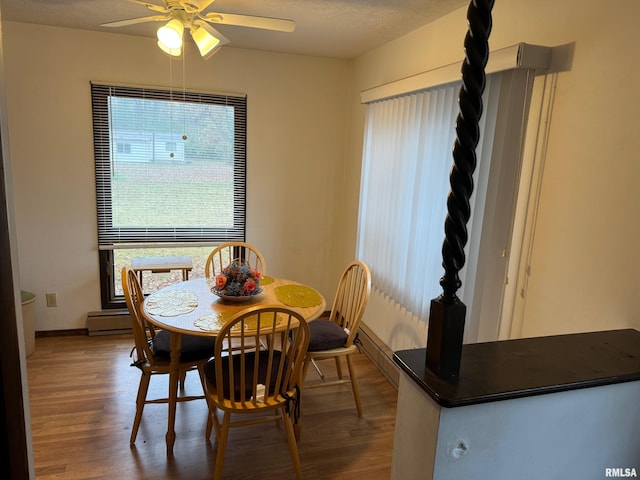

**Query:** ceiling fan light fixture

left=106, top=1, right=295, bottom=59
left=157, top=40, right=182, bottom=57
left=157, top=19, right=184, bottom=50
left=190, top=25, right=221, bottom=59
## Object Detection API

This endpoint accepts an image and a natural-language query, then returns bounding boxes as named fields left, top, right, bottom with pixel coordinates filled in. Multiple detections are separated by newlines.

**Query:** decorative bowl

left=212, top=287, right=263, bottom=303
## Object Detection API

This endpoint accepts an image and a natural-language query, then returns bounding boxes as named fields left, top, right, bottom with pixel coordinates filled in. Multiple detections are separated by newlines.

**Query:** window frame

left=90, top=82, right=247, bottom=308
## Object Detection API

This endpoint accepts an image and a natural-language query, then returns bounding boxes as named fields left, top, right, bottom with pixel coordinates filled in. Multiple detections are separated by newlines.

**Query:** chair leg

left=197, top=366, right=217, bottom=440
left=213, top=412, right=231, bottom=480
left=346, top=355, right=363, bottom=417
left=130, top=371, right=151, bottom=444
left=197, top=364, right=207, bottom=390
left=179, top=368, right=187, bottom=389
left=335, top=356, right=343, bottom=379
left=281, top=409, right=303, bottom=480
left=311, top=358, right=325, bottom=380
left=205, top=412, right=213, bottom=440
left=301, top=358, right=310, bottom=387
left=206, top=408, right=222, bottom=441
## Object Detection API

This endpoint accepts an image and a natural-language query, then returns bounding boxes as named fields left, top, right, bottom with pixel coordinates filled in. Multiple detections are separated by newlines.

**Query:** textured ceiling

left=0, top=0, right=468, bottom=59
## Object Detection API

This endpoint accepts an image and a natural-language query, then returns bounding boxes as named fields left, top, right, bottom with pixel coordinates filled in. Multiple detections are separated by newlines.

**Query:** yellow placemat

left=275, top=285, right=323, bottom=308
left=260, top=275, right=274, bottom=286
left=194, top=312, right=234, bottom=331
left=146, top=290, right=198, bottom=316
left=236, top=315, right=277, bottom=330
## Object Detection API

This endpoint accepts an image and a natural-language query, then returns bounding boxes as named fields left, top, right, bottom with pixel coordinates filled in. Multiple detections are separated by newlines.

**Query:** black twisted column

left=425, top=0, right=495, bottom=380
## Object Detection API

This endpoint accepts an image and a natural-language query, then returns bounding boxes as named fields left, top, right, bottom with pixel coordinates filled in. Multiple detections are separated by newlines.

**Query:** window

left=91, top=83, right=247, bottom=308
left=357, top=77, right=499, bottom=326
left=357, top=43, right=551, bottom=345
left=116, top=142, right=131, bottom=154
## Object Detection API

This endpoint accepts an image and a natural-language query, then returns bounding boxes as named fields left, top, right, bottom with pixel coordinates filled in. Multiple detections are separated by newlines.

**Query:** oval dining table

left=141, top=275, right=326, bottom=455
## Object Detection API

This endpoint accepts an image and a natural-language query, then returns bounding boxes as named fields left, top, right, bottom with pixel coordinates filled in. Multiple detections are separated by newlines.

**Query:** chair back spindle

left=205, top=241, right=267, bottom=278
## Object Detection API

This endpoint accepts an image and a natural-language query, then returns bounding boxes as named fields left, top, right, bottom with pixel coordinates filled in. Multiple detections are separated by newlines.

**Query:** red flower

left=243, top=279, right=257, bottom=293
left=215, top=274, right=227, bottom=290
left=252, top=269, right=261, bottom=280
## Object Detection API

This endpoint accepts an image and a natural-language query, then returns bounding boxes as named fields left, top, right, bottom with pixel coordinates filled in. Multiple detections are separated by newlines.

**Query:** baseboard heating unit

left=86, top=309, right=132, bottom=336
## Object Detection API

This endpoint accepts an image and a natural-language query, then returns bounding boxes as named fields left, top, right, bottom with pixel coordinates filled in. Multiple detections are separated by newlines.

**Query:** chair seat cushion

left=204, top=350, right=285, bottom=399
left=308, top=320, right=348, bottom=351
left=152, top=330, right=215, bottom=362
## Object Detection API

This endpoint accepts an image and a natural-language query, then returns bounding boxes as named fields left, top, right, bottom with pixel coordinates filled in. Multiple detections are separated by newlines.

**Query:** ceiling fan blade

left=100, top=14, right=171, bottom=28
left=201, top=12, right=295, bottom=32
left=129, top=0, right=170, bottom=13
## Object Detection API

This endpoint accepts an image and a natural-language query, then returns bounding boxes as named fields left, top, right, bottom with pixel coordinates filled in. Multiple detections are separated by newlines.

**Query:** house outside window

left=116, top=142, right=131, bottom=154
left=91, top=82, right=247, bottom=308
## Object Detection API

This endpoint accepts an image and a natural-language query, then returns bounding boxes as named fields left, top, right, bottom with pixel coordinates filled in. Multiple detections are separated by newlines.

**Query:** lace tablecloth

left=194, top=312, right=234, bottom=331
left=145, top=290, right=198, bottom=316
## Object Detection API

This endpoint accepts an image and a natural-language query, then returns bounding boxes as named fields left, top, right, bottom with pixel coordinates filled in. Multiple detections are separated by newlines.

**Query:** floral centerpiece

left=212, top=260, right=262, bottom=300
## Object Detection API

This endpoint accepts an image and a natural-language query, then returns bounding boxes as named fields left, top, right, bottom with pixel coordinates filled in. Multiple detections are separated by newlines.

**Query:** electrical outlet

left=45, top=293, right=58, bottom=308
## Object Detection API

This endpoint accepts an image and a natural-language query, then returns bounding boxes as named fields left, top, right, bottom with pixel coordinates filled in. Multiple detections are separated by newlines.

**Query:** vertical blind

left=91, top=82, right=247, bottom=248
left=357, top=76, right=498, bottom=320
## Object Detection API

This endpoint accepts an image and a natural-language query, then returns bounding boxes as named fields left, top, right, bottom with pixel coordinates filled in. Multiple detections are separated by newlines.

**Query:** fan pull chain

left=168, top=53, right=175, bottom=159
left=182, top=46, right=188, bottom=142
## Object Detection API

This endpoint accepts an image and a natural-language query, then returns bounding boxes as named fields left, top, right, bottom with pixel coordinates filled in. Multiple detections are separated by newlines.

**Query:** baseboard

left=357, top=323, right=400, bottom=389
left=36, top=328, right=88, bottom=338
left=86, top=309, right=132, bottom=336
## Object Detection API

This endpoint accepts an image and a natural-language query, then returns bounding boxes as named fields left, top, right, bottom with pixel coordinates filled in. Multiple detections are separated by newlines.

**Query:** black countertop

left=393, top=328, right=640, bottom=407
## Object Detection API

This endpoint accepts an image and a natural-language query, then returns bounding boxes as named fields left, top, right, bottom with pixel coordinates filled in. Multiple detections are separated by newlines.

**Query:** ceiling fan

left=101, top=0, right=296, bottom=59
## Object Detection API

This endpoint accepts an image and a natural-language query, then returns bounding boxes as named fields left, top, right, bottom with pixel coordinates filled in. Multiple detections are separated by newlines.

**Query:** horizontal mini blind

left=91, top=82, right=247, bottom=248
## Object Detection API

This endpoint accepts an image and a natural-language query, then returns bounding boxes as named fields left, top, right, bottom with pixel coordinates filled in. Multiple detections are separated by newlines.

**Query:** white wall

left=347, top=0, right=640, bottom=350
left=2, top=22, right=352, bottom=331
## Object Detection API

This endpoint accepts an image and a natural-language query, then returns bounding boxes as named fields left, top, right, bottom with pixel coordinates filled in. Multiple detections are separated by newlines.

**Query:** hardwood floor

left=26, top=334, right=398, bottom=479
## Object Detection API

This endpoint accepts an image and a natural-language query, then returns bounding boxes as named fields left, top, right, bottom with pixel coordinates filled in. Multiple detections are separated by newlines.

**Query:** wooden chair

left=121, top=267, right=215, bottom=445
left=301, top=261, right=371, bottom=416
left=203, top=305, right=310, bottom=480
left=204, top=241, right=267, bottom=278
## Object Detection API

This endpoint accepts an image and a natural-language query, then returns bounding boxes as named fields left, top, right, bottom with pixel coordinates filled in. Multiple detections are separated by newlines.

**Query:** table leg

left=166, top=332, right=182, bottom=455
